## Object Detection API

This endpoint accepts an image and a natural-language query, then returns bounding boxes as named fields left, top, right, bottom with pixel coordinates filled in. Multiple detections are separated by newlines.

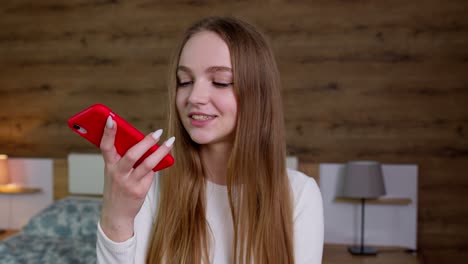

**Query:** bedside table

left=0, top=185, right=41, bottom=194
left=323, top=244, right=421, bottom=264
left=0, top=184, right=42, bottom=230
left=0, top=229, right=19, bottom=240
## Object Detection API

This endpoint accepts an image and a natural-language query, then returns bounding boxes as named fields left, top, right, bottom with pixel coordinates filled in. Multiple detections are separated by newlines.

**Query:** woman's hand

left=99, top=116, right=175, bottom=242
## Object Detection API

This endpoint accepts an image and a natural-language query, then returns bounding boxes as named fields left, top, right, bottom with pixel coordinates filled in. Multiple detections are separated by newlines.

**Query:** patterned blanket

left=0, top=197, right=101, bottom=264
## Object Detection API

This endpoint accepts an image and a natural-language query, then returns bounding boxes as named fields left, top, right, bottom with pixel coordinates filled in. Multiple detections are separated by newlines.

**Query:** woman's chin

left=186, top=130, right=235, bottom=146
left=189, top=134, right=213, bottom=145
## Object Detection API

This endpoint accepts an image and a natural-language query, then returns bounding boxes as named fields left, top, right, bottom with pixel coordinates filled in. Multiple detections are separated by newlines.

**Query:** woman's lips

left=191, top=114, right=216, bottom=120
left=189, top=113, right=217, bottom=127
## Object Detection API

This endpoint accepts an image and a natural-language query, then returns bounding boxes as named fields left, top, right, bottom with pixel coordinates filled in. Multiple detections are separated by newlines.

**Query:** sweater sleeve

left=97, top=174, right=159, bottom=264
left=96, top=220, right=137, bottom=264
left=293, top=174, right=324, bottom=264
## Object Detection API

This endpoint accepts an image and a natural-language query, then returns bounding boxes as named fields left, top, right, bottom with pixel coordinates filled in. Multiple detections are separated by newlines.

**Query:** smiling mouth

left=190, top=114, right=216, bottom=121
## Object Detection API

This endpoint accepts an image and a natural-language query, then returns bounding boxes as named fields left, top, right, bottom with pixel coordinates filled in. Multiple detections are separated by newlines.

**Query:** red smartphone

left=67, top=104, right=174, bottom=172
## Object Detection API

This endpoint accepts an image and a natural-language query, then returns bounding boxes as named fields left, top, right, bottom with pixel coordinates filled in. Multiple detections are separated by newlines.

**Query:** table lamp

left=0, top=154, right=9, bottom=185
left=0, top=154, right=9, bottom=233
left=342, top=161, right=386, bottom=255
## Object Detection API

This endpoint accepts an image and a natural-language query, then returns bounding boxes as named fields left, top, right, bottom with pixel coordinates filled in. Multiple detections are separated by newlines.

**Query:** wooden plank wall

left=1, top=0, right=467, bottom=262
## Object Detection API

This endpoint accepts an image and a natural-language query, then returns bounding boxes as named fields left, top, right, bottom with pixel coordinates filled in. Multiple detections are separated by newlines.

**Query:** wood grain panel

left=53, top=158, right=68, bottom=200
left=1, top=1, right=468, bottom=262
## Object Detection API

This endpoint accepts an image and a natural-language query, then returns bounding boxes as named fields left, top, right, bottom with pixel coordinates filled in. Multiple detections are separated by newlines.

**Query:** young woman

left=97, top=16, right=323, bottom=264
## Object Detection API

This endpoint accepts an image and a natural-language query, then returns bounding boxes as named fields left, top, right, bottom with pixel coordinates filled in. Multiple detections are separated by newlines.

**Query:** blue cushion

left=0, top=235, right=96, bottom=264
left=22, top=197, right=102, bottom=239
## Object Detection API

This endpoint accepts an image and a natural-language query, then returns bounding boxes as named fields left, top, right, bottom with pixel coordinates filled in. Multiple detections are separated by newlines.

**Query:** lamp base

left=348, top=246, right=378, bottom=255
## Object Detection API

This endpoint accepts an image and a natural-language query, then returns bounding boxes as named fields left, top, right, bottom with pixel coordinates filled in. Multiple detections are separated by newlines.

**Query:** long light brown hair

left=146, top=16, right=294, bottom=264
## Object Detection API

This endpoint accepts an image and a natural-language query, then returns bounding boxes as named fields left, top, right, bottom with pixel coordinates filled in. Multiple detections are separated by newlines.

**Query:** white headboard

left=67, top=154, right=299, bottom=195
left=320, top=163, right=418, bottom=249
left=68, top=153, right=104, bottom=195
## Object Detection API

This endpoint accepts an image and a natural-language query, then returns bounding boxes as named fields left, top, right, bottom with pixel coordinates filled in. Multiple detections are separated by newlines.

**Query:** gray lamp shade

left=342, top=161, right=386, bottom=199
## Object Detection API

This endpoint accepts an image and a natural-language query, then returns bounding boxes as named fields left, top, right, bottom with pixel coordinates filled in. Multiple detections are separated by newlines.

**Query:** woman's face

left=176, top=31, right=238, bottom=146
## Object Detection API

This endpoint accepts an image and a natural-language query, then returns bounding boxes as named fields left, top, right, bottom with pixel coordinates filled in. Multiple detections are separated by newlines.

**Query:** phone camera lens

left=73, top=124, right=81, bottom=130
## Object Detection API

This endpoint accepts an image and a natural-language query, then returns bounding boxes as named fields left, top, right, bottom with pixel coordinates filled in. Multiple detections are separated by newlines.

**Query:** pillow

left=0, top=235, right=97, bottom=263
left=22, top=196, right=102, bottom=239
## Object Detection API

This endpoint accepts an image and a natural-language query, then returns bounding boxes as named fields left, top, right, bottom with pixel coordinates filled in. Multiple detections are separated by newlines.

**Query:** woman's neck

left=200, top=142, right=232, bottom=185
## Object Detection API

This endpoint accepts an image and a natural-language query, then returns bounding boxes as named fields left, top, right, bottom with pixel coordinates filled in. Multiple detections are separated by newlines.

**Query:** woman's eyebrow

left=177, top=65, right=192, bottom=74
left=206, top=66, right=232, bottom=74
left=177, top=65, right=232, bottom=74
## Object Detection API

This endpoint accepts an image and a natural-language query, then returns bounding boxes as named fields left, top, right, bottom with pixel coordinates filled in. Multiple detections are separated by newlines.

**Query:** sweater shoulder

left=286, top=168, right=322, bottom=208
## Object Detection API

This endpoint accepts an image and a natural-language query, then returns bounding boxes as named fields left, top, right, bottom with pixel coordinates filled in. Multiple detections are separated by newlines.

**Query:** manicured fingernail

left=165, top=137, right=175, bottom=147
left=106, top=116, right=113, bottom=129
left=152, top=129, right=163, bottom=140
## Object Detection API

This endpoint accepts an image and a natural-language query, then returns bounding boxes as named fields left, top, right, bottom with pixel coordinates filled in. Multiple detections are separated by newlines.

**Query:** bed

left=0, top=155, right=315, bottom=264
left=0, top=196, right=101, bottom=263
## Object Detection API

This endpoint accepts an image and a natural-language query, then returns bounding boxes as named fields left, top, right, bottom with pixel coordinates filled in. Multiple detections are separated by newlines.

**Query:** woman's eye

left=177, top=81, right=193, bottom=87
left=213, top=82, right=233, bottom=88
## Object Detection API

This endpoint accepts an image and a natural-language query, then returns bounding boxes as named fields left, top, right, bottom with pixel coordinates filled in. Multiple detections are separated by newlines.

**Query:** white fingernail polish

left=152, top=129, right=163, bottom=140
left=165, top=137, right=175, bottom=147
left=106, top=116, right=113, bottom=129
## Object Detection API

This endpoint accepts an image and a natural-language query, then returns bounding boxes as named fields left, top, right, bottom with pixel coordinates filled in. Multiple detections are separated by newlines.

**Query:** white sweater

left=96, top=169, right=324, bottom=263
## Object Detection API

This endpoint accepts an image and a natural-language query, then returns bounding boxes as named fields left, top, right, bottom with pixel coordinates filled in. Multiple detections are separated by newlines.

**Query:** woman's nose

left=188, top=81, right=209, bottom=105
